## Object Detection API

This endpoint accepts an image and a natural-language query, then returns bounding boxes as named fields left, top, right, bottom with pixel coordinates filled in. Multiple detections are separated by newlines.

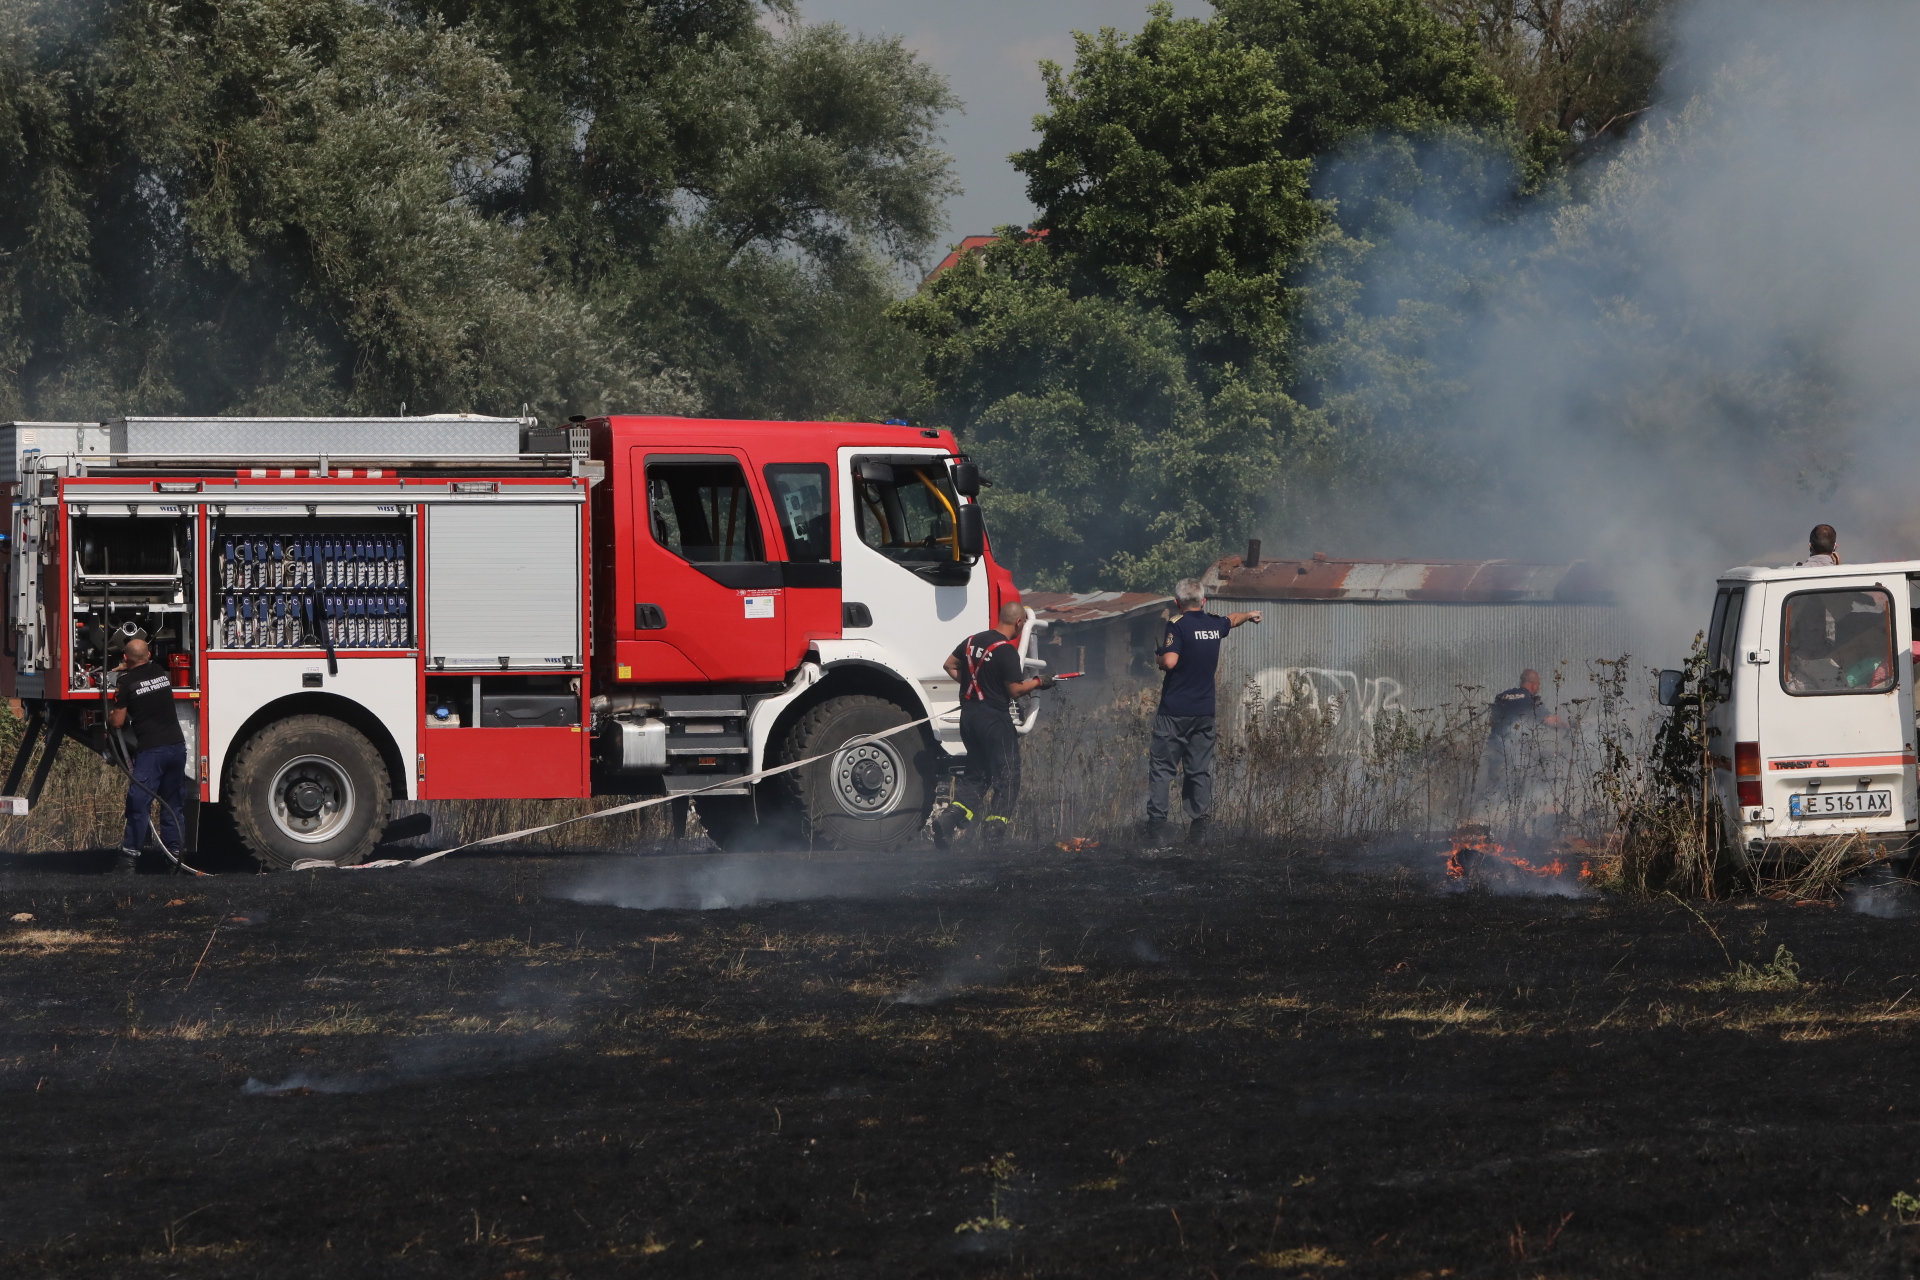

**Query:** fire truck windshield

left=851, top=461, right=968, bottom=578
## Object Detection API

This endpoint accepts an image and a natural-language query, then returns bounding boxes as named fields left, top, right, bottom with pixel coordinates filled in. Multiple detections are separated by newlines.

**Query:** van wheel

left=228, top=715, right=390, bottom=870
left=780, top=695, right=931, bottom=851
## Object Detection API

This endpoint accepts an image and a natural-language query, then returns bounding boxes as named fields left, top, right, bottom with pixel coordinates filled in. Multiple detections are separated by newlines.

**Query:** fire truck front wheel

left=781, top=695, right=931, bottom=851
left=227, top=715, right=392, bottom=870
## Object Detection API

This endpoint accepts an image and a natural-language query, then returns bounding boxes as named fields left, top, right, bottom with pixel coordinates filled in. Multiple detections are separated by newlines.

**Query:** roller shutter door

left=426, top=503, right=581, bottom=667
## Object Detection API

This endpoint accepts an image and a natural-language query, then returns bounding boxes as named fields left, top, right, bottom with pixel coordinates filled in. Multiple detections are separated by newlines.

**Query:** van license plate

left=1789, top=790, right=1892, bottom=818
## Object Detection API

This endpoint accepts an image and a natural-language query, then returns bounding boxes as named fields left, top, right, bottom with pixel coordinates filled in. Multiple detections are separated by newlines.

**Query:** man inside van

left=1798, top=524, right=1840, bottom=567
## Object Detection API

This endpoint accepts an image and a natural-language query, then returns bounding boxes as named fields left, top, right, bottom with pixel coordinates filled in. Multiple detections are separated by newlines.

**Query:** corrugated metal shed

left=1202, top=553, right=1611, bottom=603
left=1202, top=554, right=1642, bottom=742
left=1023, top=590, right=1172, bottom=626
left=1022, top=590, right=1173, bottom=681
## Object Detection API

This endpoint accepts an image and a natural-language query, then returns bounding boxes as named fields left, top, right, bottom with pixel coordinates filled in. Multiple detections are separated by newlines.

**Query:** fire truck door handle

left=1747, top=649, right=1771, bottom=664
left=635, top=603, right=667, bottom=630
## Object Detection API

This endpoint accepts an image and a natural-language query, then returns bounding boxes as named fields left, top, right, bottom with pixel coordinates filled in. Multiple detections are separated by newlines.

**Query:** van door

left=1755, top=577, right=1915, bottom=837
left=626, top=451, right=786, bottom=683
left=1704, top=584, right=1747, bottom=821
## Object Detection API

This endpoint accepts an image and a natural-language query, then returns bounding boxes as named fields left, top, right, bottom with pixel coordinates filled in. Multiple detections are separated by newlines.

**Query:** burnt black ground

left=4, top=839, right=1920, bottom=1278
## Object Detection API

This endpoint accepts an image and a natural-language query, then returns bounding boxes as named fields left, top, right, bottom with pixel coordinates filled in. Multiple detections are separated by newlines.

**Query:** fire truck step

left=662, top=776, right=751, bottom=796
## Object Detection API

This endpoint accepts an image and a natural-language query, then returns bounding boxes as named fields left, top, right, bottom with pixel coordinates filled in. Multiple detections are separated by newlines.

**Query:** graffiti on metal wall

left=1243, top=667, right=1406, bottom=748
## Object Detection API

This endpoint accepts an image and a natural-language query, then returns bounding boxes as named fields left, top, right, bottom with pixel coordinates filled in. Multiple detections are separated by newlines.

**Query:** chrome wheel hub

left=832, top=739, right=903, bottom=817
left=269, top=754, right=356, bottom=844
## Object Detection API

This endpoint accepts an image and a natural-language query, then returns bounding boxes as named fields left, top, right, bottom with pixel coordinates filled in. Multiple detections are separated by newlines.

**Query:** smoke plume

left=1279, top=0, right=1920, bottom=654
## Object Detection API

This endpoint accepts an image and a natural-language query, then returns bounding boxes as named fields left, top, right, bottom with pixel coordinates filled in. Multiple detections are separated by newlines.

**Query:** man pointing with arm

left=1141, top=578, right=1260, bottom=847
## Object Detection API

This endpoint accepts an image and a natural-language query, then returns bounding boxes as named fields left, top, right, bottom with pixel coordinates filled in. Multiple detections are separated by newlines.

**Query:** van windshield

left=1782, top=588, right=1895, bottom=694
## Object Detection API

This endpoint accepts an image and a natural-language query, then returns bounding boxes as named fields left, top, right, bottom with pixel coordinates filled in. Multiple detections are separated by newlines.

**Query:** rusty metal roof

left=1204, top=555, right=1612, bottom=604
left=1022, top=590, right=1173, bottom=626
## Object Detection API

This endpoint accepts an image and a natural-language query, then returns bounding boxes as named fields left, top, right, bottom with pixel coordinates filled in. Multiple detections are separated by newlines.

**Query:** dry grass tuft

left=1252, top=1245, right=1346, bottom=1270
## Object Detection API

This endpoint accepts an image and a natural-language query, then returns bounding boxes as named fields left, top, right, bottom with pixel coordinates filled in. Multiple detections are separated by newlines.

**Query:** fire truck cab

left=1673, top=562, right=1920, bottom=855
left=0, top=414, right=1032, bottom=869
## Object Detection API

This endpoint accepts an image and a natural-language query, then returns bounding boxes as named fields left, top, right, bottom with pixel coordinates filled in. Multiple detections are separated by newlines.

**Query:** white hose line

left=292, top=716, right=934, bottom=871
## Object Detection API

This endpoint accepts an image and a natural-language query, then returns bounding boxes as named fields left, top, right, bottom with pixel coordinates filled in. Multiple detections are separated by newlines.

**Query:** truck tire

left=779, top=695, right=931, bottom=851
left=227, top=715, right=391, bottom=870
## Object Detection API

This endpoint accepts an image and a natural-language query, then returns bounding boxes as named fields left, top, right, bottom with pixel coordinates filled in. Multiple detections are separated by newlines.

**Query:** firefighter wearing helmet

left=934, top=602, right=1054, bottom=845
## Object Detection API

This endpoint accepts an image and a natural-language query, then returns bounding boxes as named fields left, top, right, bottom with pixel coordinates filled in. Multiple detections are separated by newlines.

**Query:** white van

left=1663, top=562, right=1918, bottom=855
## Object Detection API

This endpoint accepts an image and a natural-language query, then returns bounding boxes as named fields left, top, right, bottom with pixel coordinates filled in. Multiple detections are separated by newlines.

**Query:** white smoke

left=1279, top=0, right=1920, bottom=658
left=562, top=852, right=948, bottom=911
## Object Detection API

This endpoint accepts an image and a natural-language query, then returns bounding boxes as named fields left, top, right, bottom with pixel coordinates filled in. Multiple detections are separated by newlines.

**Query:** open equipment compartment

left=207, top=515, right=414, bottom=651
left=67, top=511, right=197, bottom=691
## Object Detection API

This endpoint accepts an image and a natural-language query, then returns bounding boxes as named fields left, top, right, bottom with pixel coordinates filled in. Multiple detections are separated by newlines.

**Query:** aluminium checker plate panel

left=111, top=417, right=522, bottom=458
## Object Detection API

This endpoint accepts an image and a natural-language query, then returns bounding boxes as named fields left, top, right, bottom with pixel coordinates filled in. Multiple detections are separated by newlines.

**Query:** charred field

left=4, top=840, right=1920, bottom=1278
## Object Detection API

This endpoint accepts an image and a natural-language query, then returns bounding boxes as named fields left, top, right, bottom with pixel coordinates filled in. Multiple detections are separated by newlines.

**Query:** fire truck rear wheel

left=228, top=715, right=391, bottom=870
left=780, top=695, right=931, bottom=851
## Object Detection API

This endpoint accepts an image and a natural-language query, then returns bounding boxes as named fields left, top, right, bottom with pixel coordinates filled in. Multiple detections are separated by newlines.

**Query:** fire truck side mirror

left=950, top=462, right=981, bottom=497
left=955, top=505, right=985, bottom=559
left=1657, top=669, right=1686, bottom=707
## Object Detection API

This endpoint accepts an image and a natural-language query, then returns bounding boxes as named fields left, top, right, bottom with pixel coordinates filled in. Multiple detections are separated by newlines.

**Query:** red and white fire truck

left=0, top=414, right=1040, bottom=868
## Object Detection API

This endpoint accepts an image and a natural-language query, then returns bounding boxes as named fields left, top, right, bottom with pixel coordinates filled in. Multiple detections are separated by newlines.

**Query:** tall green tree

left=900, top=0, right=1514, bottom=590
left=0, top=0, right=956, bottom=422
left=419, top=1, right=958, bottom=419
left=1424, top=0, right=1670, bottom=164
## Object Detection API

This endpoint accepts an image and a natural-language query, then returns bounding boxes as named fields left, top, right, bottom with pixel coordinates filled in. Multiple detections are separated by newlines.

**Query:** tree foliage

left=0, top=0, right=955, bottom=422
left=901, top=0, right=1514, bottom=590
left=1424, top=0, right=1670, bottom=165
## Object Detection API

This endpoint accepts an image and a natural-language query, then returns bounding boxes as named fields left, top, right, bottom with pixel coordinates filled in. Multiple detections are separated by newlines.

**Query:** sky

left=795, top=0, right=1211, bottom=255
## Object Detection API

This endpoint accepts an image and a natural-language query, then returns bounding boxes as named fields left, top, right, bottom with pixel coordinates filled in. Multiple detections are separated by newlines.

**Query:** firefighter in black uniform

left=935, top=602, right=1054, bottom=845
left=108, top=637, right=187, bottom=875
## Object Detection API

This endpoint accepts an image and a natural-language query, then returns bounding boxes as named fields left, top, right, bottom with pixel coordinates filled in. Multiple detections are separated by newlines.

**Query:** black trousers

left=955, top=702, right=1021, bottom=822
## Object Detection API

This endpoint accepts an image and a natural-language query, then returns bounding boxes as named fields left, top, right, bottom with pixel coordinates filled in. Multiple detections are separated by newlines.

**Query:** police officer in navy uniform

left=108, top=638, right=187, bottom=875
left=1142, top=578, right=1261, bottom=845
left=1484, top=668, right=1562, bottom=792
left=935, top=602, right=1054, bottom=845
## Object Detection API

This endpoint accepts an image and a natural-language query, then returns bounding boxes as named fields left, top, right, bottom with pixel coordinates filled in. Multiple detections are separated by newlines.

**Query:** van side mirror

left=1657, top=669, right=1687, bottom=707
left=955, top=504, right=985, bottom=559
left=950, top=462, right=981, bottom=497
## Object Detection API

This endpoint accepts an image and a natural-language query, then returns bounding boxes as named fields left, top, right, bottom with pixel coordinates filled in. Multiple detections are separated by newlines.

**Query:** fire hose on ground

left=293, top=715, right=940, bottom=872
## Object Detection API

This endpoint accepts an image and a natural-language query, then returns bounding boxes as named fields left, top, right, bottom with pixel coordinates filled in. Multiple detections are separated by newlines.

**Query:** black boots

left=931, top=802, right=973, bottom=850
left=112, top=848, right=140, bottom=876
left=1185, top=817, right=1211, bottom=847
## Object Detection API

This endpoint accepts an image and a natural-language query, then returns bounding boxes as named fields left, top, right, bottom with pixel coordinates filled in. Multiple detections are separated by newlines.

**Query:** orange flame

left=1446, top=838, right=1598, bottom=884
